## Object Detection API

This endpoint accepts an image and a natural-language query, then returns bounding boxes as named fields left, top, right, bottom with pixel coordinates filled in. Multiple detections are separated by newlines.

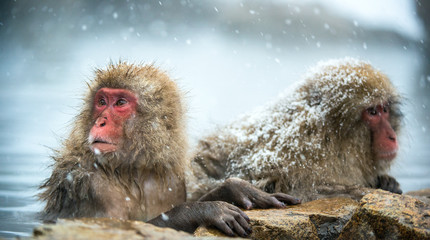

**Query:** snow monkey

left=188, top=58, right=403, bottom=203
left=40, top=62, right=271, bottom=237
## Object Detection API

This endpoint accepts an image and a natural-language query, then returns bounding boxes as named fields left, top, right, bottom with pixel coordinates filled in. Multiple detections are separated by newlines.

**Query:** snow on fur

left=189, top=57, right=402, bottom=201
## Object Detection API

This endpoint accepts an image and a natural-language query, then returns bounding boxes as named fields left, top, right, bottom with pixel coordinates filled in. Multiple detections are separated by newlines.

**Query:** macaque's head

left=301, top=58, right=402, bottom=166
left=77, top=62, right=186, bottom=170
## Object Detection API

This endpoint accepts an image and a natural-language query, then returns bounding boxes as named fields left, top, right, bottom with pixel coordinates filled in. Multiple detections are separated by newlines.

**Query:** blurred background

left=0, top=0, right=429, bottom=238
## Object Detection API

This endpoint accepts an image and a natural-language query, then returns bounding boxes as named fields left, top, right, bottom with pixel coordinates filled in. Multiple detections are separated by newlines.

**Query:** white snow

left=161, top=212, right=169, bottom=221
left=66, top=173, right=73, bottom=182
left=94, top=148, right=101, bottom=155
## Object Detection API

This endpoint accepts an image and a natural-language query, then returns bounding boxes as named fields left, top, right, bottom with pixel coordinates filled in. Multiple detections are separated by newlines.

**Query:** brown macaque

left=39, top=62, right=251, bottom=237
left=187, top=58, right=403, bottom=202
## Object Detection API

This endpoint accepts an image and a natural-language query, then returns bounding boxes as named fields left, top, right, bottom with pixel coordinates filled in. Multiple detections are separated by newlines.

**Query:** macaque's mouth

left=90, top=139, right=118, bottom=154
left=93, top=140, right=111, bottom=144
left=377, top=150, right=397, bottom=161
left=91, top=142, right=117, bottom=148
left=91, top=138, right=116, bottom=145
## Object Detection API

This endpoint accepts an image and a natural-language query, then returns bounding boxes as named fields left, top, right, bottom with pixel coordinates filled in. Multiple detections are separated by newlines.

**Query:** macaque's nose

left=380, top=118, right=396, bottom=143
left=95, top=117, right=107, bottom=127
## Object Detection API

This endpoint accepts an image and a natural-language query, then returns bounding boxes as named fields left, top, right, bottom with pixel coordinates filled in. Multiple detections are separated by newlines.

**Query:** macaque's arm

left=199, top=177, right=300, bottom=209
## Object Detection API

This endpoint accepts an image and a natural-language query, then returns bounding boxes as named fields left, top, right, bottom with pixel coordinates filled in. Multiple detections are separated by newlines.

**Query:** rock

left=338, top=189, right=430, bottom=240
left=194, top=227, right=233, bottom=238
left=195, top=190, right=430, bottom=240
left=29, top=218, right=232, bottom=240
left=195, top=197, right=359, bottom=240
left=28, top=190, right=430, bottom=240
left=406, top=188, right=430, bottom=205
left=406, top=188, right=430, bottom=197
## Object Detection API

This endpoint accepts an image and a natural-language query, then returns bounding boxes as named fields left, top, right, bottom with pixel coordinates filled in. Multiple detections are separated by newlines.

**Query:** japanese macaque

left=39, top=62, right=256, bottom=237
left=188, top=58, right=403, bottom=202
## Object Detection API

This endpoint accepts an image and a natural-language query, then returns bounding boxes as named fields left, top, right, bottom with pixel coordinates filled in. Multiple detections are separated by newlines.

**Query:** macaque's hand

left=148, top=201, right=251, bottom=237
left=376, top=174, right=402, bottom=194
left=199, top=177, right=301, bottom=210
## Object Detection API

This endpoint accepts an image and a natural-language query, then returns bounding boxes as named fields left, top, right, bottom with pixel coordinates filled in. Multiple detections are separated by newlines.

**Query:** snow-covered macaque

left=39, top=62, right=252, bottom=237
left=188, top=58, right=403, bottom=202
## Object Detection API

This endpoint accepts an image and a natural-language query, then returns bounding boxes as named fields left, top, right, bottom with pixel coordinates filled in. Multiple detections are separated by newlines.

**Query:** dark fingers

left=213, top=219, right=235, bottom=237
left=241, top=197, right=253, bottom=210
left=226, top=204, right=251, bottom=223
left=272, top=193, right=301, bottom=205
left=229, top=217, right=249, bottom=237
left=234, top=213, right=252, bottom=235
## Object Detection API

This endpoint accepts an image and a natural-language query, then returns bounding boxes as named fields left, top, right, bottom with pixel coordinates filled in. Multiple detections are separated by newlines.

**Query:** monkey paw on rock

left=149, top=201, right=252, bottom=238
left=376, top=174, right=402, bottom=194
left=199, top=177, right=301, bottom=210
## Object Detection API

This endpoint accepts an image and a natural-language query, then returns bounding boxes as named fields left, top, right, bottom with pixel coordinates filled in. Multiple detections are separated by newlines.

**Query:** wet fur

left=40, top=62, right=187, bottom=221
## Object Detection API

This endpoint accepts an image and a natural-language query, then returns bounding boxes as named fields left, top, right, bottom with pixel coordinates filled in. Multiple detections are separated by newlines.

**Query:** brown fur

left=39, top=62, right=188, bottom=221
left=187, top=58, right=402, bottom=202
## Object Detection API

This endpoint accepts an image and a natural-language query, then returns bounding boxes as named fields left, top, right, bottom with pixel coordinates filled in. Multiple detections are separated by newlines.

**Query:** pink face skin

left=361, top=103, right=398, bottom=161
left=89, top=88, right=138, bottom=154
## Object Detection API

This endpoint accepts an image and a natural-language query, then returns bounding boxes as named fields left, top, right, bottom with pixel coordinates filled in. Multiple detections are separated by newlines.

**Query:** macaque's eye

left=116, top=99, right=128, bottom=106
left=367, top=107, right=377, bottom=116
left=383, top=106, right=388, bottom=113
left=98, top=98, right=107, bottom=106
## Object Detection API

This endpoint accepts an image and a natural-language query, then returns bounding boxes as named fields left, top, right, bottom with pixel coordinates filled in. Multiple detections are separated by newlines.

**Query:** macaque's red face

left=362, top=103, right=398, bottom=161
left=89, top=88, right=138, bottom=154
